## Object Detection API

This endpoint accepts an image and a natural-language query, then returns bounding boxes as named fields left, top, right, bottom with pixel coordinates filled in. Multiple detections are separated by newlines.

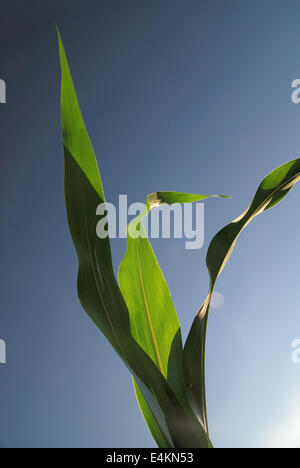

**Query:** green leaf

left=119, top=192, right=228, bottom=388
left=119, top=200, right=180, bottom=383
left=183, top=158, right=300, bottom=434
left=133, top=379, right=170, bottom=448
left=119, top=191, right=228, bottom=443
left=151, top=192, right=230, bottom=205
left=58, top=30, right=213, bottom=448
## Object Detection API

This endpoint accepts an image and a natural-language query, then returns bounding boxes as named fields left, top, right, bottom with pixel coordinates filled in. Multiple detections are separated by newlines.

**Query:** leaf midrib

left=136, top=238, right=165, bottom=376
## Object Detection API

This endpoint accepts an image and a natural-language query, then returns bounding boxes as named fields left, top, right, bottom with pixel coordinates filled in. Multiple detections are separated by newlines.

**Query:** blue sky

left=0, top=0, right=300, bottom=448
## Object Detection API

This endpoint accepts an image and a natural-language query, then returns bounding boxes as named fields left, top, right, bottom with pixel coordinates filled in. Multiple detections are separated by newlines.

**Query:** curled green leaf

left=183, top=158, right=300, bottom=434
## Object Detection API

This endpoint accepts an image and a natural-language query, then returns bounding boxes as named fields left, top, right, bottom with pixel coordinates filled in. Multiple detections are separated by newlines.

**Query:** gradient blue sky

left=1, top=0, right=300, bottom=448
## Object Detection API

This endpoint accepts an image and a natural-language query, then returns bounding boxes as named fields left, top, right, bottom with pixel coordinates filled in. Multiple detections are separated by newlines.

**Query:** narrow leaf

left=119, top=192, right=228, bottom=442
left=58, top=31, right=212, bottom=448
left=134, top=379, right=170, bottom=448
left=119, top=191, right=228, bottom=389
left=183, top=158, right=300, bottom=433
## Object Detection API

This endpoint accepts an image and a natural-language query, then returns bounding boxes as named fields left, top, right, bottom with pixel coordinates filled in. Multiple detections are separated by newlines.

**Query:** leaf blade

left=183, top=158, right=300, bottom=433
left=59, top=32, right=213, bottom=448
left=119, top=192, right=228, bottom=442
left=133, top=379, right=170, bottom=448
left=119, top=193, right=227, bottom=392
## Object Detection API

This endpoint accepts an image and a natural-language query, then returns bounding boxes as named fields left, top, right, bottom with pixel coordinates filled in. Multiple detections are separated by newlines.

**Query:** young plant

left=58, top=33, right=300, bottom=448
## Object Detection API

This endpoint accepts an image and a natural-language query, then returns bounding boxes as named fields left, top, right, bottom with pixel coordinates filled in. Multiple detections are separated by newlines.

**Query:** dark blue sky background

left=1, top=0, right=300, bottom=448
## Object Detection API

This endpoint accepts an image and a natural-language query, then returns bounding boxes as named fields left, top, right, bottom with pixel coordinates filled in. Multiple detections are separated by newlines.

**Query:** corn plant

left=58, top=33, right=300, bottom=448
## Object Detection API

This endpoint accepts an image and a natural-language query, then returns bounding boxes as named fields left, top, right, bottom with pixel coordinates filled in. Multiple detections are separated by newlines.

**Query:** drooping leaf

left=58, top=31, right=213, bottom=448
left=183, top=158, right=300, bottom=434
